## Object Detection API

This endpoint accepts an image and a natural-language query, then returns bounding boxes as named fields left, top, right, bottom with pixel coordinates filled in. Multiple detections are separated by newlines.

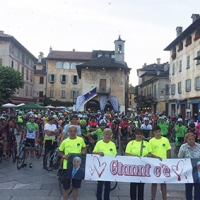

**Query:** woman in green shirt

left=125, top=128, right=150, bottom=200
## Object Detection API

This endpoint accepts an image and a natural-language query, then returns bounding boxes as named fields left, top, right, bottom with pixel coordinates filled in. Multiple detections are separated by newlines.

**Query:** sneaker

left=23, top=163, right=27, bottom=167
left=29, top=163, right=33, bottom=168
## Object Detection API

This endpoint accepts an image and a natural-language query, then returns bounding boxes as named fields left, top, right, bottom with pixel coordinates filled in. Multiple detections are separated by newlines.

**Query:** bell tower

left=114, top=35, right=125, bottom=62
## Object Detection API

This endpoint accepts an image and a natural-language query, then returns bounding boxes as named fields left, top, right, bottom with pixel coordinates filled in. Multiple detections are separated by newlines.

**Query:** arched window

left=56, top=62, right=62, bottom=69
left=185, top=35, right=192, bottom=47
left=194, top=27, right=200, bottom=41
left=178, top=42, right=183, bottom=52
left=63, top=62, right=70, bottom=69
left=71, top=62, right=76, bottom=69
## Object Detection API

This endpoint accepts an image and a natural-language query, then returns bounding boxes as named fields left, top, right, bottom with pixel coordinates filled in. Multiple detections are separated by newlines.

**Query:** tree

left=0, top=66, right=24, bottom=105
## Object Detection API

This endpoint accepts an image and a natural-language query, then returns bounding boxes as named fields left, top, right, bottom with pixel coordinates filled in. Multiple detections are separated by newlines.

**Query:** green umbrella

left=17, top=103, right=46, bottom=110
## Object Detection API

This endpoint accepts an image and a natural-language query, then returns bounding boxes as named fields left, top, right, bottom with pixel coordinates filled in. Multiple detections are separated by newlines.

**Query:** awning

left=138, top=103, right=148, bottom=108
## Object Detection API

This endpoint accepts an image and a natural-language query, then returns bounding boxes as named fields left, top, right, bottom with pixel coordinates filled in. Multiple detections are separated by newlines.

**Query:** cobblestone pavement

left=0, top=137, right=186, bottom=200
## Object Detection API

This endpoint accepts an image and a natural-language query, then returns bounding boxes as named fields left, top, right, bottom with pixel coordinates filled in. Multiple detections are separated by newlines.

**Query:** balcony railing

left=96, top=87, right=111, bottom=94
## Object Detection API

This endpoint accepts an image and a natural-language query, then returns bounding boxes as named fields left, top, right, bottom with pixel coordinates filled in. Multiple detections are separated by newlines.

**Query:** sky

left=1, top=0, right=200, bottom=86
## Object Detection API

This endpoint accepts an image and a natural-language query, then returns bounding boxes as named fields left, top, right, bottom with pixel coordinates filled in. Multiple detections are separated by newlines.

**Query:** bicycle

left=6, top=134, right=18, bottom=163
left=44, top=145, right=60, bottom=171
left=17, top=141, right=31, bottom=169
left=35, top=139, right=43, bottom=159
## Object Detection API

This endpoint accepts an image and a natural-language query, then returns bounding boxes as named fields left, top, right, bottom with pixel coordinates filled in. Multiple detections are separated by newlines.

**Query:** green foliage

left=43, top=95, right=74, bottom=107
left=0, top=66, right=24, bottom=105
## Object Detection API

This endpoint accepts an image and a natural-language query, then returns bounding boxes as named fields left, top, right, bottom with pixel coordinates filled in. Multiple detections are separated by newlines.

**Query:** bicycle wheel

left=17, top=149, right=25, bottom=169
left=35, top=143, right=42, bottom=159
left=110, top=182, right=118, bottom=191
left=59, top=180, right=73, bottom=196
left=45, top=151, right=54, bottom=171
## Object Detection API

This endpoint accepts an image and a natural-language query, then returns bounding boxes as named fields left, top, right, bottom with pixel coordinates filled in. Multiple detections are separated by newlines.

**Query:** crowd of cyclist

left=1, top=109, right=200, bottom=164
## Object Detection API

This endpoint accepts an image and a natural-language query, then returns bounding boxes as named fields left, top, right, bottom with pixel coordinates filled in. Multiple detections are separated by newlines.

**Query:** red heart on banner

left=93, top=156, right=107, bottom=178
left=89, top=166, right=95, bottom=176
left=171, top=160, right=184, bottom=181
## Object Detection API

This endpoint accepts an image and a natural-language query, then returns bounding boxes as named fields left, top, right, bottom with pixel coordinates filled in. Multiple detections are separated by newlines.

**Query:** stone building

left=128, top=85, right=136, bottom=110
left=33, top=52, right=47, bottom=104
left=0, top=31, right=37, bottom=104
left=164, top=14, right=200, bottom=120
left=76, top=36, right=131, bottom=112
left=46, top=48, right=92, bottom=105
left=136, top=59, right=169, bottom=114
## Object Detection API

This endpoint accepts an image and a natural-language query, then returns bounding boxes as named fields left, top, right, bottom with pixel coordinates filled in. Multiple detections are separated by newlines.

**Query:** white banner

left=76, top=95, right=85, bottom=111
left=85, top=155, right=193, bottom=183
left=109, top=96, right=119, bottom=112
left=99, top=95, right=108, bottom=111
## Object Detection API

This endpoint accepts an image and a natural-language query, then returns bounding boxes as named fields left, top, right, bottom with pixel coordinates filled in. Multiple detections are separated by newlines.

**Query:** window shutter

left=195, top=77, right=197, bottom=90
left=185, top=80, right=187, bottom=92
left=70, top=90, right=73, bottom=98
left=54, top=74, right=56, bottom=83
left=60, top=75, right=62, bottom=83
left=71, top=75, right=73, bottom=84
left=189, top=79, right=191, bottom=91
left=76, top=90, right=79, bottom=97
left=48, top=74, right=51, bottom=82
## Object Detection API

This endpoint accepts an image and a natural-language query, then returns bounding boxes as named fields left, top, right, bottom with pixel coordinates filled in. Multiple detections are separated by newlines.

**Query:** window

left=165, top=84, right=169, bottom=95
left=26, top=69, right=29, bottom=80
left=185, top=35, right=192, bottom=46
left=171, top=47, right=176, bottom=60
left=129, top=94, right=132, bottom=99
left=71, top=90, right=79, bottom=99
left=43, top=66, right=46, bottom=71
left=63, top=62, right=70, bottom=69
left=172, top=64, right=175, bottom=75
left=34, top=66, right=36, bottom=70
left=25, top=85, right=28, bottom=96
left=49, top=74, right=56, bottom=83
left=22, top=54, right=25, bottom=64
left=30, top=87, right=32, bottom=96
left=194, top=28, right=200, bottom=41
left=178, top=82, right=182, bottom=94
left=50, top=90, right=54, bottom=98
left=61, top=90, right=66, bottom=98
left=26, top=57, right=29, bottom=65
left=197, top=51, right=200, bottom=65
left=179, top=60, right=182, bottom=72
left=39, top=77, right=44, bottom=84
left=195, top=76, right=200, bottom=90
left=171, top=84, right=175, bottom=95
left=56, top=62, right=62, bottom=69
left=185, top=79, right=191, bottom=92
left=129, top=101, right=131, bottom=106
left=30, top=71, right=33, bottom=82
left=0, top=58, right=2, bottom=66
left=187, top=56, right=190, bottom=69
left=71, top=75, right=79, bottom=84
left=11, top=61, right=14, bottom=68
left=71, top=62, right=76, bottom=69
left=118, top=45, right=122, bottom=53
left=178, top=42, right=183, bottom=52
left=39, top=91, right=43, bottom=97
left=60, top=75, right=67, bottom=83
left=22, top=67, right=24, bottom=77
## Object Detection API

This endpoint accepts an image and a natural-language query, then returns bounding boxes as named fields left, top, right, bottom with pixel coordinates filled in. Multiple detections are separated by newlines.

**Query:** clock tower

left=114, top=35, right=125, bottom=63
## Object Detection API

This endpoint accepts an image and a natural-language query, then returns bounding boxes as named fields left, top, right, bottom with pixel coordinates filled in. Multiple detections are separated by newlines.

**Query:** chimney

left=191, top=14, right=200, bottom=22
left=73, top=49, right=75, bottom=52
left=49, top=46, right=52, bottom=53
left=0, top=31, right=4, bottom=34
left=176, top=27, right=183, bottom=37
left=142, top=63, right=146, bottom=68
left=157, top=58, right=161, bottom=64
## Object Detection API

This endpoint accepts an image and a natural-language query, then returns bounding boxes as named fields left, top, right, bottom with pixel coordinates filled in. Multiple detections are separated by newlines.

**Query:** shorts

left=62, top=170, right=82, bottom=190
left=25, top=138, right=35, bottom=148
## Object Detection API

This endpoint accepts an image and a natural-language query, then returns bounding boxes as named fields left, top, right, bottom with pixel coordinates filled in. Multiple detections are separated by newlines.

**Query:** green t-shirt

left=149, top=137, right=171, bottom=159
left=59, top=137, right=86, bottom=169
left=158, top=122, right=168, bottom=136
left=125, top=140, right=150, bottom=157
left=93, top=140, right=117, bottom=156
left=175, top=125, right=187, bottom=137
left=25, top=122, right=39, bottom=139
left=91, top=128, right=104, bottom=141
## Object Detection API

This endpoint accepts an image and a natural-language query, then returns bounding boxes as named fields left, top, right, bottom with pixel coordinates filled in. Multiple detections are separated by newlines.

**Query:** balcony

left=146, top=94, right=154, bottom=103
left=96, top=87, right=111, bottom=94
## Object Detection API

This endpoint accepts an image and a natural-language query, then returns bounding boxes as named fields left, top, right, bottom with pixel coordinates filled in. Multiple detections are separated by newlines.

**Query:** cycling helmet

left=177, top=118, right=183, bottom=122
left=99, top=120, right=107, bottom=126
left=29, top=114, right=35, bottom=119
left=0, top=116, right=6, bottom=120
left=144, top=117, right=149, bottom=121
left=80, top=119, right=87, bottom=125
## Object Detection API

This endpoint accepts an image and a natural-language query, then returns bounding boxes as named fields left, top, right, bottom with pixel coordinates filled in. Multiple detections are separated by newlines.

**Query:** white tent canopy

left=2, top=103, right=16, bottom=108
left=56, top=106, right=67, bottom=109
left=16, top=103, right=25, bottom=107
left=45, top=106, right=55, bottom=109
